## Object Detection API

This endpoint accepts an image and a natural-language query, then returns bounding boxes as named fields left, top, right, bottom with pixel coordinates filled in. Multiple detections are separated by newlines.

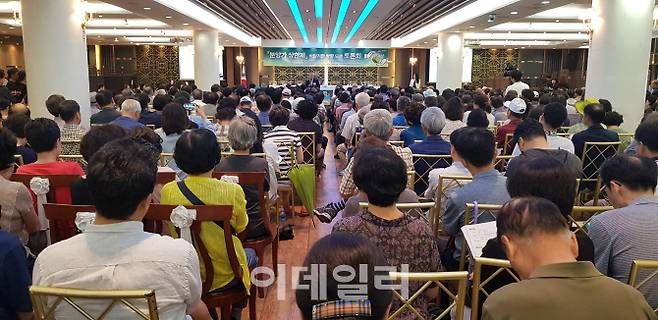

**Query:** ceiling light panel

left=287, top=0, right=309, bottom=44
left=464, top=32, right=589, bottom=41
left=343, top=0, right=379, bottom=44
left=487, top=22, right=589, bottom=32
left=85, top=29, right=192, bottom=37
left=331, top=0, right=351, bottom=44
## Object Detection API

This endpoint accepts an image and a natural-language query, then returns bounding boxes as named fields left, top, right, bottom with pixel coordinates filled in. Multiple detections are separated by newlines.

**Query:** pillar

left=193, top=30, right=220, bottom=91
left=245, top=47, right=259, bottom=86
left=436, top=32, right=464, bottom=91
left=21, top=0, right=90, bottom=123
left=585, top=0, right=653, bottom=130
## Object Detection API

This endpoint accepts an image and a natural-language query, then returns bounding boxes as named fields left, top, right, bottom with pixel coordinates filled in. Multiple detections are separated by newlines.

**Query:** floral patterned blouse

left=333, top=210, right=441, bottom=319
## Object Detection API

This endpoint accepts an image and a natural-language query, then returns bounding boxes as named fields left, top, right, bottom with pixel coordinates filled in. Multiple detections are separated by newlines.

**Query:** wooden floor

left=242, top=132, right=344, bottom=320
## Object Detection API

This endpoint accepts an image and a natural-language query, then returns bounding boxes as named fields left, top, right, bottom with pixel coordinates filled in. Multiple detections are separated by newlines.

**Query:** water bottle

left=279, top=209, right=287, bottom=229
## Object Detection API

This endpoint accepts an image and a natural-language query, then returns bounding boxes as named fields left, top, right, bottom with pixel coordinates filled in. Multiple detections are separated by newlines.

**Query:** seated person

left=4, top=114, right=36, bottom=164
left=441, top=97, right=466, bottom=135
left=511, top=102, right=575, bottom=155
left=287, top=99, right=324, bottom=165
left=255, top=93, right=272, bottom=126
left=399, top=102, right=427, bottom=147
left=45, top=94, right=66, bottom=129
left=296, top=232, right=393, bottom=320
left=603, top=111, right=631, bottom=151
left=0, top=229, right=33, bottom=320
left=71, top=125, right=127, bottom=205
left=263, top=106, right=301, bottom=177
left=58, top=100, right=86, bottom=141
left=160, top=129, right=256, bottom=318
left=571, top=103, right=619, bottom=158
left=90, top=89, right=119, bottom=125
left=0, top=128, right=40, bottom=250
left=466, top=109, right=490, bottom=128
left=137, top=92, right=162, bottom=128
left=589, top=156, right=658, bottom=308
left=442, top=127, right=510, bottom=271
left=110, top=99, right=146, bottom=131
left=215, top=107, right=237, bottom=145
left=482, top=197, right=654, bottom=320
left=496, top=98, right=526, bottom=154
left=315, top=110, right=413, bottom=223
left=423, top=130, right=472, bottom=204
left=409, top=107, right=451, bottom=155
left=33, top=137, right=212, bottom=319
left=17, top=118, right=85, bottom=205
left=155, top=103, right=189, bottom=178
left=333, top=148, right=440, bottom=319
left=342, top=136, right=418, bottom=218
left=216, top=116, right=275, bottom=240
left=506, top=119, right=583, bottom=179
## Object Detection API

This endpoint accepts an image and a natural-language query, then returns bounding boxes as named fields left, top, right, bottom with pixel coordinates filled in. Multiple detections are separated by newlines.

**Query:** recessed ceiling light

left=541, top=1, right=550, bottom=4
left=98, top=15, right=103, bottom=18
left=469, top=25, right=475, bottom=28
left=143, top=7, right=151, bottom=10
left=555, top=19, right=560, bottom=22
left=225, top=39, right=229, bottom=42
left=232, top=42, right=236, bottom=45
left=510, top=11, right=518, bottom=15
left=352, top=10, right=357, bottom=14
left=183, top=23, right=189, bottom=26
left=423, top=41, right=428, bottom=44
left=165, top=16, right=172, bottom=19
left=9, top=27, right=14, bottom=30
left=305, top=9, right=310, bottom=13
left=114, top=37, right=119, bottom=42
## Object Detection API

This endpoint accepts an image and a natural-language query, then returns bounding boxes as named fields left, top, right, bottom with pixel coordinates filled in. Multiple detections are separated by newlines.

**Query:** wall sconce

left=10, top=1, right=20, bottom=25
left=235, top=54, right=245, bottom=64
left=409, top=56, right=418, bottom=66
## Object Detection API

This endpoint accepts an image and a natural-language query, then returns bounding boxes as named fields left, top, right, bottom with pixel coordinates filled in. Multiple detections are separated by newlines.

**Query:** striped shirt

left=588, top=196, right=658, bottom=308
left=263, top=126, right=302, bottom=177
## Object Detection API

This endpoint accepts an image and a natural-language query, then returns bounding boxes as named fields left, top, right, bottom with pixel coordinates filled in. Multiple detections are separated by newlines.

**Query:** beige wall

left=0, top=44, right=25, bottom=69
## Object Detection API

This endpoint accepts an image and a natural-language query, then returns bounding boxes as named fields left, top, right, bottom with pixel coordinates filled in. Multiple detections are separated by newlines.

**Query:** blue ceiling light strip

left=331, top=0, right=351, bottom=44
left=315, top=0, right=323, bottom=46
left=314, top=0, right=323, bottom=19
left=287, top=0, right=309, bottom=44
left=343, top=0, right=379, bottom=44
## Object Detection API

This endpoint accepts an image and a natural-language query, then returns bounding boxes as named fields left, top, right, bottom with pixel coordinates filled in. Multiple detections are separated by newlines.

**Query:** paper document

left=461, top=221, right=497, bottom=258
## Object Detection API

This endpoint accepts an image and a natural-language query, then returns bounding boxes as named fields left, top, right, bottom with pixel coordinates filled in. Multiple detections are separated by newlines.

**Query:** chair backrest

left=628, top=260, right=658, bottom=315
left=567, top=113, right=583, bottom=126
left=393, top=125, right=409, bottom=130
left=155, top=171, right=176, bottom=185
left=406, top=170, right=415, bottom=190
left=460, top=203, right=503, bottom=271
left=269, top=140, right=297, bottom=179
left=212, top=171, right=271, bottom=239
left=359, top=202, right=436, bottom=227
left=387, top=271, right=468, bottom=320
left=144, top=204, right=239, bottom=295
left=487, top=126, right=498, bottom=138
left=556, top=127, right=570, bottom=134
left=42, top=204, right=96, bottom=243
left=502, top=133, right=514, bottom=155
left=390, top=140, right=404, bottom=147
left=146, top=124, right=156, bottom=130
left=569, top=205, right=614, bottom=234
left=297, top=131, right=316, bottom=166
left=159, top=152, right=175, bottom=167
left=30, top=286, right=159, bottom=320
left=494, top=155, right=514, bottom=173
left=581, top=141, right=621, bottom=181
left=434, top=175, right=473, bottom=235
left=61, top=140, right=81, bottom=155
left=14, top=154, right=24, bottom=166
left=471, top=257, right=520, bottom=320
left=11, top=174, right=80, bottom=203
left=58, top=155, right=87, bottom=169
left=411, top=154, right=452, bottom=195
left=261, top=124, right=273, bottom=133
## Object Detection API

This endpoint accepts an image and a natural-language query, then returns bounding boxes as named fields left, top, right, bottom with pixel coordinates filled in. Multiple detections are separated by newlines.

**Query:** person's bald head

left=8, top=103, right=30, bottom=118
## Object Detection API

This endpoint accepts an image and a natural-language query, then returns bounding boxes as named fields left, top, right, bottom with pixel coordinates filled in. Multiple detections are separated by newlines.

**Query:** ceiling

left=0, top=0, right=656, bottom=49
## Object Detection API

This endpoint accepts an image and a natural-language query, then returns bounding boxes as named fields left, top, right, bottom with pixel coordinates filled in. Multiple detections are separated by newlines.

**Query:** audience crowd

left=1, top=67, right=658, bottom=320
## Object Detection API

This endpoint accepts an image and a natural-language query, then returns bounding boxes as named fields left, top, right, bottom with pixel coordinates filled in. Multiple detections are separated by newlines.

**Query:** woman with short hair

left=216, top=116, right=276, bottom=240
left=441, top=97, right=466, bottom=135
left=333, top=147, right=440, bottom=319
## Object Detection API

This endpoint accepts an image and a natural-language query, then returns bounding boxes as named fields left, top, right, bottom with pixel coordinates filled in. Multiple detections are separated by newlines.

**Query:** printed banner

left=263, top=48, right=389, bottom=67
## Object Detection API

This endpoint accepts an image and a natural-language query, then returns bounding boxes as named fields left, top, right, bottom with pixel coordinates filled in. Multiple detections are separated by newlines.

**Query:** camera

left=503, top=64, right=517, bottom=77
left=488, top=14, right=496, bottom=23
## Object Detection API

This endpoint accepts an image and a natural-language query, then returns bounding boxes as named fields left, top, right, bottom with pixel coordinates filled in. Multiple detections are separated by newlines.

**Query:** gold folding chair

left=556, top=127, right=570, bottom=134
left=359, top=202, right=437, bottom=227
left=407, top=170, right=416, bottom=190
left=14, top=154, right=24, bottom=166
left=580, top=141, right=621, bottom=205
left=502, top=133, right=514, bottom=155
left=159, top=152, right=174, bottom=167
left=459, top=203, right=503, bottom=271
left=390, top=140, right=405, bottom=147
left=471, top=257, right=520, bottom=320
left=487, top=126, right=497, bottom=137
left=388, top=271, right=468, bottom=320
left=569, top=205, right=614, bottom=234
left=628, top=260, right=658, bottom=315
left=58, top=155, right=87, bottom=169
left=434, top=175, right=473, bottom=236
left=494, top=155, right=514, bottom=173
left=297, top=131, right=317, bottom=167
left=440, top=133, right=451, bottom=140
left=261, top=124, right=273, bottom=133
left=30, top=286, right=159, bottom=320
left=393, top=125, right=409, bottom=130
left=412, top=154, right=452, bottom=195
left=61, top=140, right=81, bottom=155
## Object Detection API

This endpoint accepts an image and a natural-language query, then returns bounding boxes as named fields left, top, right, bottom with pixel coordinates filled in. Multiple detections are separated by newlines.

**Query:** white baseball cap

left=239, top=96, right=252, bottom=104
left=504, top=98, right=527, bottom=114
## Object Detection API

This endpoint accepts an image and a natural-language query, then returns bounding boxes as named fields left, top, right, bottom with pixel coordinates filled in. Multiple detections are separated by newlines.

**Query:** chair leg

left=249, top=286, right=257, bottom=320
left=272, top=238, right=279, bottom=277
left=256, top=249, right=266, bottom=298
left=220, top=306, right=231, bottom=320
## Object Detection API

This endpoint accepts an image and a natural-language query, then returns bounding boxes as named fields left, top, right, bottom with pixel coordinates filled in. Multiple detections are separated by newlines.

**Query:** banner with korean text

left=263, top=48, right=389, bottom=67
